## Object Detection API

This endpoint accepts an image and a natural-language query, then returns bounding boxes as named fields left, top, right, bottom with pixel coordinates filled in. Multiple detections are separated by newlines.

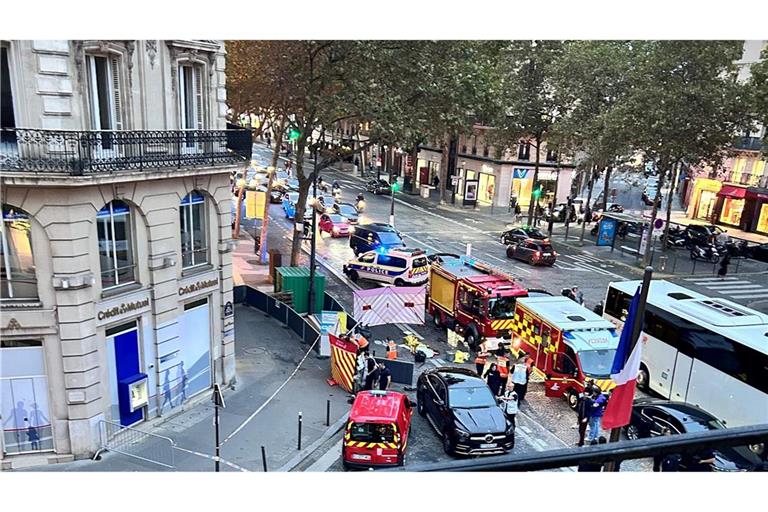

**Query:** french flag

left=602, top=288, right=642, bottom=430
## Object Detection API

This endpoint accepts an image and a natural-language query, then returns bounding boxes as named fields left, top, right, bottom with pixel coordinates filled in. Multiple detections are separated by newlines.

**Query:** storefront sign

left=513, top=169, right=529, bottom=179
left=97, top=298, right=151, bottom=322
left=179, top=278, right=219, bottom=296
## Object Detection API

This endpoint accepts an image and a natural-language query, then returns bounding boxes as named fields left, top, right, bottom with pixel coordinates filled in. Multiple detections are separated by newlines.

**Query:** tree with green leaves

left=748, top=46, right=768, bottom=153
left=607, top=41, right=752, bottom=266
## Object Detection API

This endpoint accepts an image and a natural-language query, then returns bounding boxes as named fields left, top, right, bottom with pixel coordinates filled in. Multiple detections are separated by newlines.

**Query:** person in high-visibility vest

left=497, top=354, right=510, bottom=394
left=356, top=334, right=369, bottom=354
left=474, top=339, right=490, bottom=376
left=386, top=339, right=398, bottom=360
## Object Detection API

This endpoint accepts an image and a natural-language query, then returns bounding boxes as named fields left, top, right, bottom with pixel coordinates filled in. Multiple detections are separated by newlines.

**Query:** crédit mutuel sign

left=97, top=298, right=151, bottom=321
left=178, top=278, right=219, bottom=296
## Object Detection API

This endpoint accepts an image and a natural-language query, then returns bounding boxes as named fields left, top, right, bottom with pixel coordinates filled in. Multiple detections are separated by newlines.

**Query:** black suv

left=417, top=367, right=514, bottom=456
left=500, top=226, right=547, bottom=246
left=683, top=224, right=724, bottom=246
left=366, top=179, right=392, bottom=195
left=349, top=223, right=406, bottom=255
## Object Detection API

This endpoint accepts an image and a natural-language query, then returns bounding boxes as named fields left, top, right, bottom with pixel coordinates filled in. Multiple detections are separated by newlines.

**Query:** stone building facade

left=0, top=40, right=250, bottom=467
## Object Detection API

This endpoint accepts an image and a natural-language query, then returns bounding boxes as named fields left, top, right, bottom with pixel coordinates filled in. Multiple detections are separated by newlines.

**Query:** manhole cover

left=243, top=347, right=267, bottom=356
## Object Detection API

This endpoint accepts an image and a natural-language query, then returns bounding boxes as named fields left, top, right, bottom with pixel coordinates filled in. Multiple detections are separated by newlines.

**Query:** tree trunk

left=258, top=117, right=287, bottom=264
left=579, top=165, right=598, bottom=244
left=438, top=133, right=451, bottom=204
left=662, top=162, right=681, bottom=252
left=526, top=136, right=542, bottom=225
left=642, top=158, right=668, bottom=267
left=602, top=165, right=612, bottom=209
left=270, top=117, right=285, bottom=169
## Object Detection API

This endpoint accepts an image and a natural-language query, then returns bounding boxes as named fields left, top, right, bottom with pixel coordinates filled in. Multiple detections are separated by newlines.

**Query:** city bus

left=603, top=279, right=768, bottom=428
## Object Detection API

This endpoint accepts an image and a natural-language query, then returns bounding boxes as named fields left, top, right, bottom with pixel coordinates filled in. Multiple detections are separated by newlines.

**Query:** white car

left=343, top=248, right=430, bottom=286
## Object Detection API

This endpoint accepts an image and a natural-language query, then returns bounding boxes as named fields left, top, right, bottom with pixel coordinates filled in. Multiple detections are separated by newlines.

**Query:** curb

left=276, top=412, right=349, bottom=472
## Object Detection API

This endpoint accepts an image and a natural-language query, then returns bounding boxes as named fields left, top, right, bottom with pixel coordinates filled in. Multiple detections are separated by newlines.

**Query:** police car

left=343, top=248, right=430, bottom=286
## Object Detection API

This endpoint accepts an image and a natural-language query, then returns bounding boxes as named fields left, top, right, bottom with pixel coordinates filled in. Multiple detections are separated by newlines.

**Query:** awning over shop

left=717, top=185, right=747, bottom=199
left=746, top=187, right=768, bottom=201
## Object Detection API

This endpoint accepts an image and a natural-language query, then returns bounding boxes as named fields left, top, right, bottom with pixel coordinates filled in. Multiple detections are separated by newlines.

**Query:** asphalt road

left=248, top=144, right=759, bottom=471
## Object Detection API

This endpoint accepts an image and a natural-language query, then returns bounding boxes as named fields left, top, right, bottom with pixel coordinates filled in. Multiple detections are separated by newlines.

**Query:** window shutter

left=194, top=66, right=203, bottom=130
left=111, top=57, right=123, bottom=130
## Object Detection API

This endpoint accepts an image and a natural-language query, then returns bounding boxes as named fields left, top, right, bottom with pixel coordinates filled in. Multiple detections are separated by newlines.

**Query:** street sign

left=212, top=384, right=226, bottom=408
left=654, top=218, right=664, bottom=229
left=451, top=176, right=459, bottom=186
left=224, top=301, right=234, bottom=317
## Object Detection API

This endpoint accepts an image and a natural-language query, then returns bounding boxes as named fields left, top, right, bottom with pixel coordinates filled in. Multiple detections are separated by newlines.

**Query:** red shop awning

left=717, top=185, right=747, bottom=199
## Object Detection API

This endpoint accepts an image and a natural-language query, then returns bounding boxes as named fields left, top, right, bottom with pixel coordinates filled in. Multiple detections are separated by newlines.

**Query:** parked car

left=319, top=213, right=351, bottom=237
left=625, top=399, right=763, bottom=471
left=334, top=202, right=360, bottom=224
left=506, top=239, right=557, bottom=266
left=416, top=367, right=515, bottom=456
left=366, top=179, right=392, bottom=195
left=746, top=242, right=768, bottom=262
left=500, top=226, right=548, bottom=246
left=349, top=223, right=406, bottom=255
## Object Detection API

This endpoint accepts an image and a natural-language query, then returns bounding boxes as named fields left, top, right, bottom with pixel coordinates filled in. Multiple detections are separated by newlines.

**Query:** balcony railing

left=725, top=171, right=768, bottom=189
left=734, top=136, right=765, bottom=152
left=0, top=127, right=252, bottom=175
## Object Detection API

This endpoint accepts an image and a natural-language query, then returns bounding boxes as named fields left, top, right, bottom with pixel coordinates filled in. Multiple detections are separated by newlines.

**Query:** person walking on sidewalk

left=514, top=203, right=522, bottom=224
left=500, top=389, right=519, bottom=429
left=718, top=253, right=731, bottom=279
left=484, top=363, right=503, bottom=396
left=265, top=131, right=271, bottom=147
left=587, top=388, right=608, bottom=442
left=432, top=174, right=440, bottom=190
left=364, top=355, right=379, bottom=391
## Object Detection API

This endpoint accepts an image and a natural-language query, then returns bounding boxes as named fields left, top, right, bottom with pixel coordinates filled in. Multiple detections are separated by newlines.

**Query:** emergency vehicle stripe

left=593, top=378, right=616, bottom=392
left=330, top=344, right=356, bottom=393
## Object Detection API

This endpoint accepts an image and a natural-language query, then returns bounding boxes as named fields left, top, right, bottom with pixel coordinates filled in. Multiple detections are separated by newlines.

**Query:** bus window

left=605, top=287, right=632, bottom=321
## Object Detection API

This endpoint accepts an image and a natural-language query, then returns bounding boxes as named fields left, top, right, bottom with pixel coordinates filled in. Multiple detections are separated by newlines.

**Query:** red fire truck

left=428, top=256, right=528, bottom=350
left=510, top=296, right=619, bottom=408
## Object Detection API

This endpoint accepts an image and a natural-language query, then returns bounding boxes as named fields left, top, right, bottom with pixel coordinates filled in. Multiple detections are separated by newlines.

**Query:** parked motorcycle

left=717, top=239, right=750, bottom=258
left=690, top=243, right=721, bottom=264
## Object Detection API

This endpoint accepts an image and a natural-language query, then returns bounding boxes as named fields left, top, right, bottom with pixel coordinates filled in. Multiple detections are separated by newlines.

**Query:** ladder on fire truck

left=461, top=256, right=519, bottom=283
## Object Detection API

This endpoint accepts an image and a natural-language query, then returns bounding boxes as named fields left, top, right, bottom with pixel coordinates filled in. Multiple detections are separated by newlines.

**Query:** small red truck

left=428, top=256, right=528, bottom=350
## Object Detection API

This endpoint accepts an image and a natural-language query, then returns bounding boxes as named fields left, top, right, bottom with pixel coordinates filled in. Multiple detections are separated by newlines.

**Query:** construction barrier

left=353, top=286, right=426, bottom=326
left=373, top=357, right=414, bottom=386
left=329, top=334, right=357, bottom=393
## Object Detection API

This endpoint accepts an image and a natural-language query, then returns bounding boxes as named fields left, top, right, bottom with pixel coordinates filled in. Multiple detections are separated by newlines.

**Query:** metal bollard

left=297, top=412, right=303, bottom=451
left=326, top=399, right=331, bottom=427
left=261, top=445, right=268, bottom=472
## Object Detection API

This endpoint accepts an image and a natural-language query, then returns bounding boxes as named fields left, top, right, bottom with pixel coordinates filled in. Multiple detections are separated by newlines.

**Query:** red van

left=342, top=390, right=413, bottom=469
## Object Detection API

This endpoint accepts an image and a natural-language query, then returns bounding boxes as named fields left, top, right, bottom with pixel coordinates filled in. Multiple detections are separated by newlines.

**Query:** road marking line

left=699, top=281, right=754, bottom=287
left=719, top=293, right=768, bottom=299
left=704, top=284, right=762, bottom=291
left=483, top=253, right=507, bottom=264
left=305, top=438, right=344, bottom=472
left=684, top=276, right=739, bottom=282
left=402, top=233, right=440, bottom=253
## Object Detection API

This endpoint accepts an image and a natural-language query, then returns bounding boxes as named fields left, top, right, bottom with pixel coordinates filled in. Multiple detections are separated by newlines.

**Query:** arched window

left=97, top=200, right=135, bottom=289
left=180, top=191, right=208, bottom=268
left=1, top=205, right=37, bottom=300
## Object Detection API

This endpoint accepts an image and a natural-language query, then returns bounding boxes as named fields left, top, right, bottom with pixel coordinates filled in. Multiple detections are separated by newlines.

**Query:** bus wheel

left=636, top=365, right=650, bottom=391
left=567, top=390, right=579, bottom=410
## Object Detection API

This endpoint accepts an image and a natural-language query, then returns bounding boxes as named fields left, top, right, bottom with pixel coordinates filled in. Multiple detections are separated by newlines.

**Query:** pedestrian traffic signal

left=391, top=182, right=399, bottom=193
left=288, top=128, right=300, bottom=141
left=532, top=185, right=542, bottom=199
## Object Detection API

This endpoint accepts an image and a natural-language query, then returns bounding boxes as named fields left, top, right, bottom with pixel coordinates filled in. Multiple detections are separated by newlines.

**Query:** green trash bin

left=275, top=266, right=325, bottom=314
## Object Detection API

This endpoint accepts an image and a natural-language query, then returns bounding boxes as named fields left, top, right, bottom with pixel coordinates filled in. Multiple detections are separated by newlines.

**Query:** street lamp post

left=307, top=145, right=318, bottom=316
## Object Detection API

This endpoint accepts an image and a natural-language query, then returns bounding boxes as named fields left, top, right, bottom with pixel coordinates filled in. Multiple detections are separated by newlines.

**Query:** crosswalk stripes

left=560, top=254, right=625, bottom=279
left=683, top=276, right=768, bottom=300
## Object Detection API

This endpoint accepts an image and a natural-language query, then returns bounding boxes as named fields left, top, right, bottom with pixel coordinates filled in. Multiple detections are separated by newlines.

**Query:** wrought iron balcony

left=0, top=127, right=252, bottom=175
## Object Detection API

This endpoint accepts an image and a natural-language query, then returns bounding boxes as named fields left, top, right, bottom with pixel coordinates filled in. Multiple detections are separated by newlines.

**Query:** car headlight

left=332, top=226, right=340, bottom=234
left=455, top=428, right=470, bottom=442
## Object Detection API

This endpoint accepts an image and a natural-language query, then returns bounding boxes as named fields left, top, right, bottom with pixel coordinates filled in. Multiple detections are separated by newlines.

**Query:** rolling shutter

left=194, top=65, right=203, bottom=130
left=110, top=57, right=123, bottom=130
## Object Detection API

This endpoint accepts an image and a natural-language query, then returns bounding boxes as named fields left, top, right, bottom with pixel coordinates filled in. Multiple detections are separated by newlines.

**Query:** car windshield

left=412, top=256, right=428, bottom=267
left=488, top=297, right=516, bottom=319
left=578, top=349, right=617, bottom=377
left=329, top=214, right=344, bottom=223
left=448, top=386, right=497, bottom=409
left=348, top=422, right=395, bottom=443
left=378, top=232, right=403, bottom=245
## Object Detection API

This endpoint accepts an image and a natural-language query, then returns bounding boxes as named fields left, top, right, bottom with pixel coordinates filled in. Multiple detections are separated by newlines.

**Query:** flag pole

left=604, top=265, right=653, bottom=472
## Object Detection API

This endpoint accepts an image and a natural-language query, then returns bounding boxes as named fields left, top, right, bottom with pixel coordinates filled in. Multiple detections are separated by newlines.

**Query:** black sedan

left=747, top=242, right=768, bottom=262
left=500, top=226, right=548, bottom=246
left=506, top=239, right=557, bottom=266
left=625, top=399, right=764, bottom=471
left=366, top=179, right=392, bottom=195
left=417, top=367, right=514, bottom=456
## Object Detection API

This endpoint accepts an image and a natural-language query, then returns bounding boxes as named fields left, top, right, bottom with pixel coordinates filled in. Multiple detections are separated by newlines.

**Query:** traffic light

left=391, top=181, right=400, bottom=193
left=532, top=184, right=542, bottom=200
left=288, top=128, right=300, bottom=142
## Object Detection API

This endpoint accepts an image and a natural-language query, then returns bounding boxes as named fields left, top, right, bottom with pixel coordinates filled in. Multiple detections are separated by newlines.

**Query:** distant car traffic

left=500, top=226, right=548, bottom=246
left=333, top=202, right=360, bottom=224
left=506, top=239, right=557, bottom=266
left=366, top=179, right=392, bottom=195
left=417, top=367, right=515, bottom=456
left=319, top=213, right=351, bottom=237
left=626, top=399, right=764, bottom=471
